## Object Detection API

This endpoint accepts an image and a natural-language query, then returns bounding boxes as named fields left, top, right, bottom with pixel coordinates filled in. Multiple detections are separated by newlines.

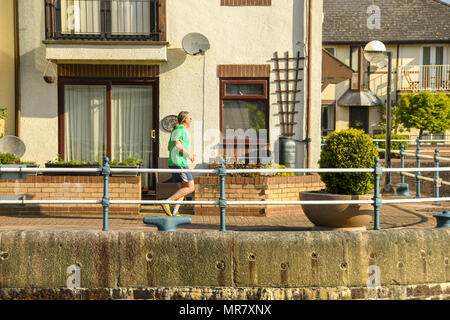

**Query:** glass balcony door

left=51, top=0, right=160, bottom=40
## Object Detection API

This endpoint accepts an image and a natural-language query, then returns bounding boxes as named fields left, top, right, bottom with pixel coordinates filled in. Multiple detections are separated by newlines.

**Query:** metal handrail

left=1, top=158, right=449, bottom=231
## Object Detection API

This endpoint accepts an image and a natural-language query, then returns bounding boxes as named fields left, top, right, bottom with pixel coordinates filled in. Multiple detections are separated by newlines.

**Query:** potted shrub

left=45, top=157, right=101, bottom=176
left=0, top=152, right=38, bottom=178
left=109, top=157, right=143, bottom=177
left=300, top=129, right=379, bottom=230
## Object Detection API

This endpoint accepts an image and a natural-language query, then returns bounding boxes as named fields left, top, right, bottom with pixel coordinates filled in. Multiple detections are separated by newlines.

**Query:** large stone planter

left=299, top=191, right=373, bottom=230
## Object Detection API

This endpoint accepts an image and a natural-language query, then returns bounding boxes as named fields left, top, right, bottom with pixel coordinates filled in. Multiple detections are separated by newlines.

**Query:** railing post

left=372, top=157, right=382, bottom=230
left=415, top=137, right=421, bottom=198
left=218, top=158, right=227, bottom=231
left=433, top=148, right=441, bottom=205
left=400, top=144, right=405, bottom=185
left=395, top=144, right=411, bottom=197
left=102, top=157, right=111, bottom=231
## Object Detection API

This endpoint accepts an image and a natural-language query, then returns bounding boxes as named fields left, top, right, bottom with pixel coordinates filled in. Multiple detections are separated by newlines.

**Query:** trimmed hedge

left=319, top=129, right=379, bottom=195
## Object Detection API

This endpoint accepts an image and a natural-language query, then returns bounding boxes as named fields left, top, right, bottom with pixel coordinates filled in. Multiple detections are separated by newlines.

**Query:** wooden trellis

left=272, top=51, right=305, bottom=137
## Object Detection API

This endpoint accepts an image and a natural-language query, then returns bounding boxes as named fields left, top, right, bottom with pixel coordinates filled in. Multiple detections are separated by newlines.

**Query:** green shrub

left=0, top=152, right=21, bottom=164
left=373, top=134, right=408, bottom=158
left=319, top=128, right=379, bottom=195
left=211, top=161, right=295, bottom=177
left=109, top=157, right=144, bottom=166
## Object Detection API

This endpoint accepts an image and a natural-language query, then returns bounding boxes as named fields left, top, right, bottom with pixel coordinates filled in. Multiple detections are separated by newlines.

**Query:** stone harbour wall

left=0, top=229, right=448, bottom=299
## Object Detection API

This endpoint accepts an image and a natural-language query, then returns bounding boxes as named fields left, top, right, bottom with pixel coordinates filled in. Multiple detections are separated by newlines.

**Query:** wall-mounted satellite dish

left=0, top=135, right=26, bottom=158
left=182, top=33, right=210, bottom=55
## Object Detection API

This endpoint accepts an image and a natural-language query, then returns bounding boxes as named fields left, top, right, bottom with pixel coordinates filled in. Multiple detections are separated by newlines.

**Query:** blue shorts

left=169, top=166, right=194, bottom=183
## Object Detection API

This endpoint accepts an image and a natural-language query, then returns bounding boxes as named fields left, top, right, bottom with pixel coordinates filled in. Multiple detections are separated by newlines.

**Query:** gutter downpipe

left=13, top=0, right=20, bottom=137
left=306, top=0, right=312, bottom=168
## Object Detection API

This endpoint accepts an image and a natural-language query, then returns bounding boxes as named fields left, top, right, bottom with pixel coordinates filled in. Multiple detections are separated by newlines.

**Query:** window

left=421, top=46, right=446, bottom=90
left=321, top=103, right=335, bottom=136
left=220, top=79, right=269, bottom=164
left=324, top=47, right=335, bottom=56
left=59, top=79, right=156, bottom=172
left=46, top=0, right=161, bottom=40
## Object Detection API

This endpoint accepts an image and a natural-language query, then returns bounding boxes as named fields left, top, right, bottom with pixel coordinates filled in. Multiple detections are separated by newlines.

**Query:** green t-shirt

left=168, top=125, right=190, bottom=167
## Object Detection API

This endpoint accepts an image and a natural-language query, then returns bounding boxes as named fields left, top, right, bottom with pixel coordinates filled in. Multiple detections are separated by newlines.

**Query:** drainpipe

left=13, top=0, right=20, bottom=137
left=306, top=0, right=312, bottom=168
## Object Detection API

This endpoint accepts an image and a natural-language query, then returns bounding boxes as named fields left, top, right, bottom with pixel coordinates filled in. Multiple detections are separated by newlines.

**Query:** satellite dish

left=182, top=33, right=210, bottom=55
left=0, top=135, right=26, bottom=158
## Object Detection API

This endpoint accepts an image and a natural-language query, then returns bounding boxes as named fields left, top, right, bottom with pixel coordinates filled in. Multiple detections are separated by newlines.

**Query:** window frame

left=57, top=77, right=159, bottom=162
left=219, top=78, right=270, bottom=164
left=48, top=0, right=163, bottom=41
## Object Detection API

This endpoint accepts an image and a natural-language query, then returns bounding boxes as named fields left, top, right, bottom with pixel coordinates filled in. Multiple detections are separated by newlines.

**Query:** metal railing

left=400, top=64, right=450, bottom=91
left=375, top=137, right=450, bottom=203
left=45, top=0, right=162, bottom=41
left=1, top=157, right=449, bottom=232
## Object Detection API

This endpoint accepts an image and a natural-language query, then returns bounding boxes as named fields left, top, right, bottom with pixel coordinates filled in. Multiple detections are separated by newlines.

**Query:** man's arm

left=174, top=140, right=195, bottom=162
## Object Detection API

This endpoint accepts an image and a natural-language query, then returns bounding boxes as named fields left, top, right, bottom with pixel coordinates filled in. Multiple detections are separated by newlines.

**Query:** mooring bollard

left=218, top=158, right=227, bottom=231
left=434, top=210, right=450, bottom=228
left=433, top=148, right=441, bottom=205
left=101, top=157, right=111, bottom=231
left=415, top=137, right=421, bottom=199
left=372, top=157, right=382, bottom=230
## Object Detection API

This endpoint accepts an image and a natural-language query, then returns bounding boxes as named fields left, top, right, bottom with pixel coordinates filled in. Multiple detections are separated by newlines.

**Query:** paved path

left=0, top=200, right=448, bottom=232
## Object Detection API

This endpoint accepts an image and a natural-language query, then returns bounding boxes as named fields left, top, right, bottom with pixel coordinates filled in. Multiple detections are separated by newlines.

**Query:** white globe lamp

left=363, top=40, right=387, bottom=64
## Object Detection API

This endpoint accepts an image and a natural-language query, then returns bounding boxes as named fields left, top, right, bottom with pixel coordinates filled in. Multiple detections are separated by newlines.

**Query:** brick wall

left=0, top=175, right=141, bottom=216
left=194, top=174, right=325, bottom=216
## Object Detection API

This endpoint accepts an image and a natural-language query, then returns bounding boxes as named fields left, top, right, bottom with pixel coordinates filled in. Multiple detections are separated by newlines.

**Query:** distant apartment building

left=321, top=0, right=450, bottom=138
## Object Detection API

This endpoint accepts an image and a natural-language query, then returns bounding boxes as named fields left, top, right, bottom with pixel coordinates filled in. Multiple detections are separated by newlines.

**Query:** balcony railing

left=400, top=65, right=450, bottom=92
left=45, top=0, right=164, bottom=41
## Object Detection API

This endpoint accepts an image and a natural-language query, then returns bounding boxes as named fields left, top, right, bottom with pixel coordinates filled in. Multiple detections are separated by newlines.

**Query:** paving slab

left=0, top=201, right=448, bottom=232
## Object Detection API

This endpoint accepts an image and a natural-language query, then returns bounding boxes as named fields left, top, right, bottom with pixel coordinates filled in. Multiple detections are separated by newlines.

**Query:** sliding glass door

left=64, top=85, right=107, bottom=162
left=111, top=85, right=153, bottom=186
left=61, top=80, right=157, bottom=187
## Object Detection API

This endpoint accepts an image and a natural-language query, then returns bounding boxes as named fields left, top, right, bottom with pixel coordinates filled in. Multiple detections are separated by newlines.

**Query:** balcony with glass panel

left=44, top=0, right=167, bottom=63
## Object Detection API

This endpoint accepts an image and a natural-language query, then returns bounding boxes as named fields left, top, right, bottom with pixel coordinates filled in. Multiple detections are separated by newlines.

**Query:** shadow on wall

left=159, top=48, right=188, bottom=75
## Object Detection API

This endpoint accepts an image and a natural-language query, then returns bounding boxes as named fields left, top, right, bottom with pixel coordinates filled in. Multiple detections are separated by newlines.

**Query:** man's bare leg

left=169, top=181, right=195, bottom=214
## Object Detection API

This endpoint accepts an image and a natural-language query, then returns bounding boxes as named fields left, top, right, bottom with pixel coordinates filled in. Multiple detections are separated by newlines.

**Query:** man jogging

left=161, top=111, right=195, bottom=216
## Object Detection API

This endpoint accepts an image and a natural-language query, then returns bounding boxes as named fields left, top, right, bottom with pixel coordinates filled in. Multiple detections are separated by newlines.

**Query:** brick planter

left=0, top=175, right=141, bottom=216
left=194, top=174, right=325, bottom=217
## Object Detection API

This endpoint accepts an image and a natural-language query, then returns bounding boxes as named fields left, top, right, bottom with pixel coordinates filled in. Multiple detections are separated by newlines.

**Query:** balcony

left=44, top=0, right=167, bottom=63
left=399, top=65, right=450, bottom=92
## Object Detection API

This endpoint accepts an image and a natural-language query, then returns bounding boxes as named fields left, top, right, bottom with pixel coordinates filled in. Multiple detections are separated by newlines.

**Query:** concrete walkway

left=0, top=200, right=448, bottom=232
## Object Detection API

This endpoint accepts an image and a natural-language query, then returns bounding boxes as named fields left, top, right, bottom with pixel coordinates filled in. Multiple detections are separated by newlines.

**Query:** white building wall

left=18, top=0, right=323, bottom=168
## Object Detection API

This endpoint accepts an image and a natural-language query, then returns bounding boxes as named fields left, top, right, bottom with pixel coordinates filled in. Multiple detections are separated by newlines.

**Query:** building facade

left=322, top=0, right=450, bottom=138
left=13, top=0, right=323, bottom=182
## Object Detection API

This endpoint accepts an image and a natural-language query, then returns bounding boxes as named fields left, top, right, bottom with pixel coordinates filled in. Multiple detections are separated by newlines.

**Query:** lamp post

left=364, top=40, right=394, bottom=193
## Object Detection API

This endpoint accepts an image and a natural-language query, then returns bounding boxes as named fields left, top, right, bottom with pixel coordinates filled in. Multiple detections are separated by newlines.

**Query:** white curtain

left=111, top=86, right=152, bottom=169
left=64, top=85, right=106, bottom=162
left=111, top=0, right=150, bottom=35
left=61, top=0, right=101, bottom=34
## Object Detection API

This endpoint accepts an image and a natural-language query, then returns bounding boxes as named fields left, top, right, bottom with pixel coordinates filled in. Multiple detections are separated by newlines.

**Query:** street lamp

left=364, top=40, right=394, bottom=193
